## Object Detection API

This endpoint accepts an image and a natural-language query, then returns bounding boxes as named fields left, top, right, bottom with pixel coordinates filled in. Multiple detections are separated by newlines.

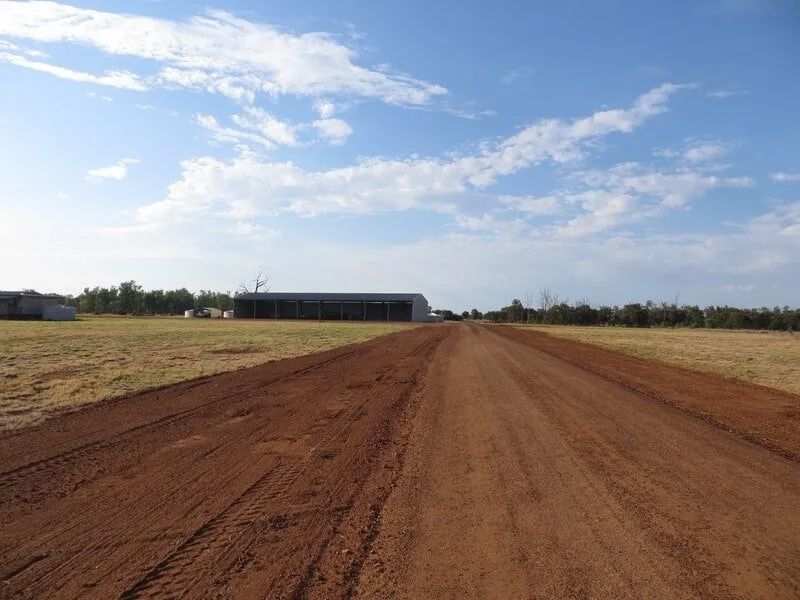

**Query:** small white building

left=42, top=305, right=77, bottom=321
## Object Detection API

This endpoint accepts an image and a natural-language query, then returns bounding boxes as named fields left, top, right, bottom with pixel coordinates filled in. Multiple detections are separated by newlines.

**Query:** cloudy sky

left=1, top=0, right=798, bottom=310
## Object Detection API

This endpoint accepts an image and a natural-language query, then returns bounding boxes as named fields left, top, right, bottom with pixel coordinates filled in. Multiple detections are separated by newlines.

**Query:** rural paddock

left=1, top=323, right=799, bottom=598
left=0, top=316, right=411, bottom=430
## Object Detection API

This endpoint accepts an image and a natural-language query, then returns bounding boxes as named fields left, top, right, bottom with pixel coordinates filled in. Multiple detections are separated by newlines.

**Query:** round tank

left=223, top=310, right=235, bottom=319
left=184, top=310, right=194, bottom=318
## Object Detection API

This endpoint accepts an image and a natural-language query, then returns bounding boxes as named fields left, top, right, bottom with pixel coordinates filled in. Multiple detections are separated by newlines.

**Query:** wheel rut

left=0, top=325, right=445, bottom=599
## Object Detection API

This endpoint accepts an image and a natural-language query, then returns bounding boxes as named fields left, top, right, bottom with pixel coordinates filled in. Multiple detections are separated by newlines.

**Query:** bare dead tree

left=574, top=296, right=590, bottom=308
left=239, top=270, right=270, bottom=295
left=538, top=287, right=554, bottom=313
left=523, top=290, right=535, bottom=323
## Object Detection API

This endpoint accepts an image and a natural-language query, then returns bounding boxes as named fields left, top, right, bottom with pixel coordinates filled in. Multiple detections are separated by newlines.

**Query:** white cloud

left=553, top=163, right=754, bottom=238
left=313, top=118, right=353, bottom=145
left=461, top=83, right=688, bottom=188
left=571, top=162, right=754, bottom=208
left=228, top=220, right=281, bottom=241
left=500, top=195, right=560, bottom=215
left=0, top=51, right=146, bottom=90
left=313, top=99, right=336, bottom=119
left=556, top=191, right=640, bottom=238
left=684, top=142, right=729, bottom=163
left=196, top=108, right=301, bottom=150
left=87, top=91, right=113, bottom=102
left=0, top=1, right=447, bottom=106
left=231, top=107, right=298, bottom=146
left=770, top=171, right=800, bottom=182
left=197, top=105, right=353, bottom=149
left=129, top=85, right=686, bottom=225
left=308, top=99, right=352, bottom=144
left=454, top=213, right=531, bottom=236
left=654, top=138, right=733, bottom=165
left=744, top=202, right=800, bottom=237
left=706, top=89, right=750, bottom=99
left=85, top=158, right=140, bottom=183
left=127, top=201, right=800, bottom=309
left=195, top=114, right=275, bottom=150
left=477, top=162, right=755, bottom=240
left=0, top=39, right=47, bottom=57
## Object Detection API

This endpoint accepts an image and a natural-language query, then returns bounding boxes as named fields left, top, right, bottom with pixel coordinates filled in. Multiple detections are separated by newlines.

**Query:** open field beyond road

left=0, top=316, right=411, bottom=430
left=521, top=324, right=800, bottom=396
left=2, top=323, right=799, bottom=598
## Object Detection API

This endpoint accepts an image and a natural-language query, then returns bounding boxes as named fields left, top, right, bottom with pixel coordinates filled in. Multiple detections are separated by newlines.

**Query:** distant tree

left=479, top=295, right=798, bottom=331
left=461, top=310, right=470, bottom=319
left=118, top=280, right=143, bottom=314
left=523, top=290, right=535, bottom=323
left=507, top=299, right=524, bottom=323
left=195, top=290, right=233, bottom=311
left=239, top=270, right=269, bottom=294
left=538, top=288, right=555, bottom=314
left=470, top=308, right=483, bottom=320
left=433, top=309, right=463, bottom=321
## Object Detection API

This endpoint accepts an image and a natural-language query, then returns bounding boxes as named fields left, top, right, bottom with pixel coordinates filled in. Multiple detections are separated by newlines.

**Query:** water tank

left=184, top=310, right=194, bottom=318
left=43, top=305, right=77, bottom=321
left=223, top=310, right=235, bottom=319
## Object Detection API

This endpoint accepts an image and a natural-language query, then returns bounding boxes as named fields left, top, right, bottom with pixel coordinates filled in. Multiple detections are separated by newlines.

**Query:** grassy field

left=523, top=325, right=800, bottom=396
left=0, top=316, right=412, bottom=430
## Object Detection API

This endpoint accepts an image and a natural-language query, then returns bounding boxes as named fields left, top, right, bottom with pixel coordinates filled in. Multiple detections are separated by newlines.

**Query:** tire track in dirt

left=1, top=325, right=446, bottom=599
left=0, top=345, right=372, bottom=486
left=0, top=347, right=381, bottom=587
left=43, top=359, right=425, bottom=596
left=4, top=323, right=799, bottom=598
left=289, top=334, right=445, bottom=600
left=122, top=334, right=441, bottom=599
left=354, top=323, right=800, bottom=599
left=494, top=325, right=800, bottom=462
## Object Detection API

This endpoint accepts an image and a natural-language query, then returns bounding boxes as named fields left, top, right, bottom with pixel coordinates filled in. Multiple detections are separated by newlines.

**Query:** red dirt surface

left=2, top=323, right=799, bottom=599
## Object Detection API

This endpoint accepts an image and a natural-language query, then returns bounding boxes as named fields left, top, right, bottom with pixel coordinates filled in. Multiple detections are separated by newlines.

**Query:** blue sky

left=1, top=0, right=798, bottom=311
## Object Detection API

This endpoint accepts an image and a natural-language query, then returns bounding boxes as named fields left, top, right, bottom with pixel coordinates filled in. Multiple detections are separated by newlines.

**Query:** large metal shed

left=234, top=292, right=430, bottom=322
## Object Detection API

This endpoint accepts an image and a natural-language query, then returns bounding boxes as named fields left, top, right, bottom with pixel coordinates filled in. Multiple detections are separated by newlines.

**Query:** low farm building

left=234, top=292, right=430, bottom=322
left=0, top=290, right=74, bottom=320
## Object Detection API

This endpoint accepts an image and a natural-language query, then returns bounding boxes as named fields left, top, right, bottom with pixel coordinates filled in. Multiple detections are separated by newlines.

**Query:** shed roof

left=236, top=292, right=426, bottom=302
left=0, top=290, right=64, bottom=300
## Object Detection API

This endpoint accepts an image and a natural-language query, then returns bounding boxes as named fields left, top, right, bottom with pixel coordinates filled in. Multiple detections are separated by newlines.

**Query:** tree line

left=61, top=281, right=799, bottom=330
left=477, top=289, right=800, bottom=331
left=67, top=281, right=233, bottom=315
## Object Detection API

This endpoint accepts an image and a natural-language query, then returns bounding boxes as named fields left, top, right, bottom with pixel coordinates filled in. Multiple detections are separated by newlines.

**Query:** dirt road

left=2, top=324, right=799, bottom=598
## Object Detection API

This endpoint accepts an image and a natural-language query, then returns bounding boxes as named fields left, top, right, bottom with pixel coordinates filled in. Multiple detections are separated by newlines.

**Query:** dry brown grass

left=522, top=325, right=800, bottom=396
left=0, top=316, right=412, bottom=430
